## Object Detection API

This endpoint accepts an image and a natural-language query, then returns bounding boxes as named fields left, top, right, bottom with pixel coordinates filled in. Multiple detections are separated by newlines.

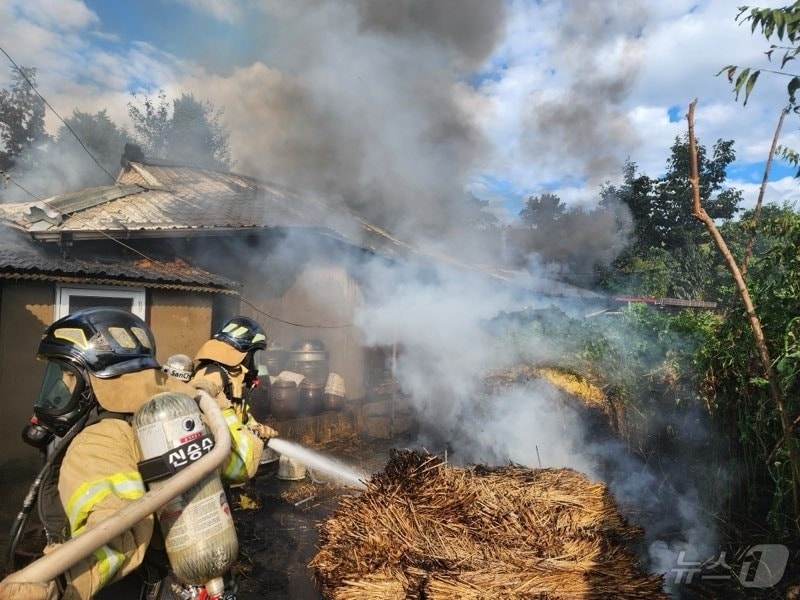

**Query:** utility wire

left=0, top=46, right=120, bottom=187
left=95, top=230, right=351, bottom=329
left=0, top=170, right=40, bottom=200
left=239, top=296, right=354, bottom=329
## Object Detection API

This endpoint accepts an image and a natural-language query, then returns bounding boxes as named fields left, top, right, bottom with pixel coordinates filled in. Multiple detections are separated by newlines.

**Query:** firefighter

left=160, top=353, right=194, bottom=383
left=0, top=307, right=269, bottom=600
left=192, top=316, right=277, bottom=442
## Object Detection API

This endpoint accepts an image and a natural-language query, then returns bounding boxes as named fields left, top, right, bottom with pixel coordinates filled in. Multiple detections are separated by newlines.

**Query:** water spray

left=267, top=438, right=368, bottom=490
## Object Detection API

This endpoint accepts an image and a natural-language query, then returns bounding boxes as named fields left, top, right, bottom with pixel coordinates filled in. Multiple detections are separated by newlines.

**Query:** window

left=55, top=285, right=146, bottom=320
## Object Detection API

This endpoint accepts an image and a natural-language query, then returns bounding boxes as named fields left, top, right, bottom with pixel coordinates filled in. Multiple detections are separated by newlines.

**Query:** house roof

left=0, top=160, right=403, bottom=252
left=0, top=158, right=508, bottom=278
left=1, top=155, right=615, bottom=292
left=0, top=227, right=238, bottom=294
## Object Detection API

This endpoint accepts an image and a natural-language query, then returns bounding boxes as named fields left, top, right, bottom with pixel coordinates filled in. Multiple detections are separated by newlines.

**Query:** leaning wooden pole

left=740, top=106, right=788, bottom=277
left=686, top=99, right=800, bottom=521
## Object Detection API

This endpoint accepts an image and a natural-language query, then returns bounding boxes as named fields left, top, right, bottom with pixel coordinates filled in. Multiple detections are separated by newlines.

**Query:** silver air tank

left=133, top=392, right=238, bottom=592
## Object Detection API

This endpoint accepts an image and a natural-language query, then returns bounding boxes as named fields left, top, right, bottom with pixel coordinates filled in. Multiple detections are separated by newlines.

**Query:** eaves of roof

left=0, top=271, right=239, bottom=295
left=0, top=228, right=239, bottom=294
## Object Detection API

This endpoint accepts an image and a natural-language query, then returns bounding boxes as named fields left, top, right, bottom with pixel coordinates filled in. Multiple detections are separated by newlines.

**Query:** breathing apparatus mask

left=22, top=360, right=95, bottom=449
left=243, top=351, right=260, bottom=390
left=21, top=306, right=159, bottom=449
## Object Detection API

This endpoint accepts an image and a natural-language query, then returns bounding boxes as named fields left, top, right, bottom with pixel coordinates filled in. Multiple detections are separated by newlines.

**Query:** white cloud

left=173, top=0, right=245, bottom=23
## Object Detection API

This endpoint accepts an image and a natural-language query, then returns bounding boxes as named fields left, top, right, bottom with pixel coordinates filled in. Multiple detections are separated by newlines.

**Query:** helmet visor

left=35, top=362, right=85, bottom=414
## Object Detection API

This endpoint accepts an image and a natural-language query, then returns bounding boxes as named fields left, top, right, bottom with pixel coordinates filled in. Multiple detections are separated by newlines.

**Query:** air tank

left=133, top=392, right=238, bottom=590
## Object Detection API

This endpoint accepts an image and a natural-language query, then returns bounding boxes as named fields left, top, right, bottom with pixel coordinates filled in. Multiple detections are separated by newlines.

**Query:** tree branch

left=687, top=98, right=800, bottom=521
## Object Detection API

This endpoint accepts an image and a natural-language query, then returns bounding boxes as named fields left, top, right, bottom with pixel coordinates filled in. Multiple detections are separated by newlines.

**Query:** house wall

left=0, top=281, right=52, bottom=461
left=149, top=289, right=214, bottom=362
left=238, top=263, right=367, bottom=400
left=0, top=281, right=56, bottom=555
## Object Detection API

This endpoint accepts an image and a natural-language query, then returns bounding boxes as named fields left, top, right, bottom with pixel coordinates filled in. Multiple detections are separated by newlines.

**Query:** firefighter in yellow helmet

left=192, top=316, right=278, bottom=448
left=0, top=307, right=263, bottom=600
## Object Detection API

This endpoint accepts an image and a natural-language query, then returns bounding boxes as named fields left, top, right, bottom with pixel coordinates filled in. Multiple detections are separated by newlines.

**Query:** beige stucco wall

left=0, top=282, right=56, bottom=556
left=0, top=282, right=53, bottom=460
left=148, top=289, right=214, bottom=362
left=237, top=263, right=367, bottom=400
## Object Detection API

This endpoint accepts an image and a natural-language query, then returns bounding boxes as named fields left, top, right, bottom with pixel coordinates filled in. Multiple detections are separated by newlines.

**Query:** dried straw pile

left=310, top=450, right=666, bottom=599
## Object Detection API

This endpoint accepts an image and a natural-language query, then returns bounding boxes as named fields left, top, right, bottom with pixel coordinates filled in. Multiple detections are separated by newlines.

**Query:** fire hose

left=0, top=390, right=231, bottom=587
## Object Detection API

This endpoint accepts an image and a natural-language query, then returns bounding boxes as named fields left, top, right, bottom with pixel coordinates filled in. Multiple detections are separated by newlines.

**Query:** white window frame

left=55, top=285, right=146, bottom=320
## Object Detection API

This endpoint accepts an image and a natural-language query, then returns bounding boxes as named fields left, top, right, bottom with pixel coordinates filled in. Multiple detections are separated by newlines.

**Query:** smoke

left=520, top=0, right=646, bottom=188
left=193, top=0, right=504, bottom=248
left=0, top=139, right=120, bottom=203
left=193, top=0, right=648, bottom=263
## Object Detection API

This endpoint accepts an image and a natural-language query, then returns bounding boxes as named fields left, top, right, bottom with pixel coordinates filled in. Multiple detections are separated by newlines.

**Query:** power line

left=0, top=46, right=120, bottom=187
left=0, top=170, right=40, bottom=201
left=238, top=296, right=354, bottom=329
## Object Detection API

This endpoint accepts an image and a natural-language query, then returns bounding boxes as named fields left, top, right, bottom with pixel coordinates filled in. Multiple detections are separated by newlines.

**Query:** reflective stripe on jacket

left=192, top=366, right=264, bottom=483
left=58, top=419, right=153, bottom=600
left=220, top=407, right=262, bottom=482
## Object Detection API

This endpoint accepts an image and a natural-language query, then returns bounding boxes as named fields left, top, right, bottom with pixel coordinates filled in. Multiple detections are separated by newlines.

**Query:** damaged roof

left=0, top=227, right=238, bottom=294
left=0, top=158, right=414, bottom=259
left=0, top=153, right=518, bottom=282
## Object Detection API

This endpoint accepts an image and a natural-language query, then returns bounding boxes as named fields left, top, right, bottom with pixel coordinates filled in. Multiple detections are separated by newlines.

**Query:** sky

left=2, top=0, right=800, bottom=226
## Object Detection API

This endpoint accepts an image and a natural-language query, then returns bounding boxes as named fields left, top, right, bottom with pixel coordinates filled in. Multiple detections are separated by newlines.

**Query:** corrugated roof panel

left=45, top=184, right=145, bottom=214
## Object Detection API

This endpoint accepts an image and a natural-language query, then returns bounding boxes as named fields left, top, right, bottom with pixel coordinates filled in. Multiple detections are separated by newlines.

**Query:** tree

left=0, top=66, right=50, bottom=172
left=518, top=193, right=566, bottom=228
left=508, top=193, right=631, bottom=287
left=601, top=136, right=742, bottom=299
left=52, top=109, right=131, bottom=185
left=128, top=91, right=233, bottom=170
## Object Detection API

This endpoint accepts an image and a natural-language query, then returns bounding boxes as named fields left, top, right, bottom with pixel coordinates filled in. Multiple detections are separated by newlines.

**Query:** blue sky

left=1, top=0, right=799, bottom=229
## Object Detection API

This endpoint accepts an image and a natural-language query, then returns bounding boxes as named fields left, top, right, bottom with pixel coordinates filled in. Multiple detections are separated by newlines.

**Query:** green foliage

left=600, top=137, right=741, bottom=300
left=52, top=109, right=131, bottom=184
left=507, top=198, right=800, bottom=537
left=509, top=194, right=633, bottom=288
left=719, top=3, right=800, bottom=106
left=518, top=193, right=566, bottom=227
left=128, top=90, right=233, bottom=170
left=703, top=205, right=800, bottom=535
left=503, top=303, right=720, bottom=481
left=0, top=66, right=50, bottom=172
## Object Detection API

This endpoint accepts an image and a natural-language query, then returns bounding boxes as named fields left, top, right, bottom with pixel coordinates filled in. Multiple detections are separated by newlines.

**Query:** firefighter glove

left=250, top=421, right=278, bottom=440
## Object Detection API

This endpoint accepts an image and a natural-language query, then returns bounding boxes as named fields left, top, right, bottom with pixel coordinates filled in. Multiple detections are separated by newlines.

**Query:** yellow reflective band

left=222, top=452, right=247, bottom=481
left=222, top=324, right=248, bottom=337
left=222, top=434, right=251, bottom=480
left=66, top=472, right=146, bottom=534
left=107, top=327, right=136, bottom=349
left=130, top=326, right=152, bottom=349
left=54, top=328, right=89, bottom=349
left=219, top=407, right=257, bottom=482
left=223, top=409, right=239, bottom=426
left=91, top=544, right=124, bottom=585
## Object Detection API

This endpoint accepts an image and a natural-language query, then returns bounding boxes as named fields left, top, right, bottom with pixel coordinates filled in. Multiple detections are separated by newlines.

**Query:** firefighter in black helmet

left=0, top=308, right=258, bottom=600
left=193, top=316, right=277, bottom=442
